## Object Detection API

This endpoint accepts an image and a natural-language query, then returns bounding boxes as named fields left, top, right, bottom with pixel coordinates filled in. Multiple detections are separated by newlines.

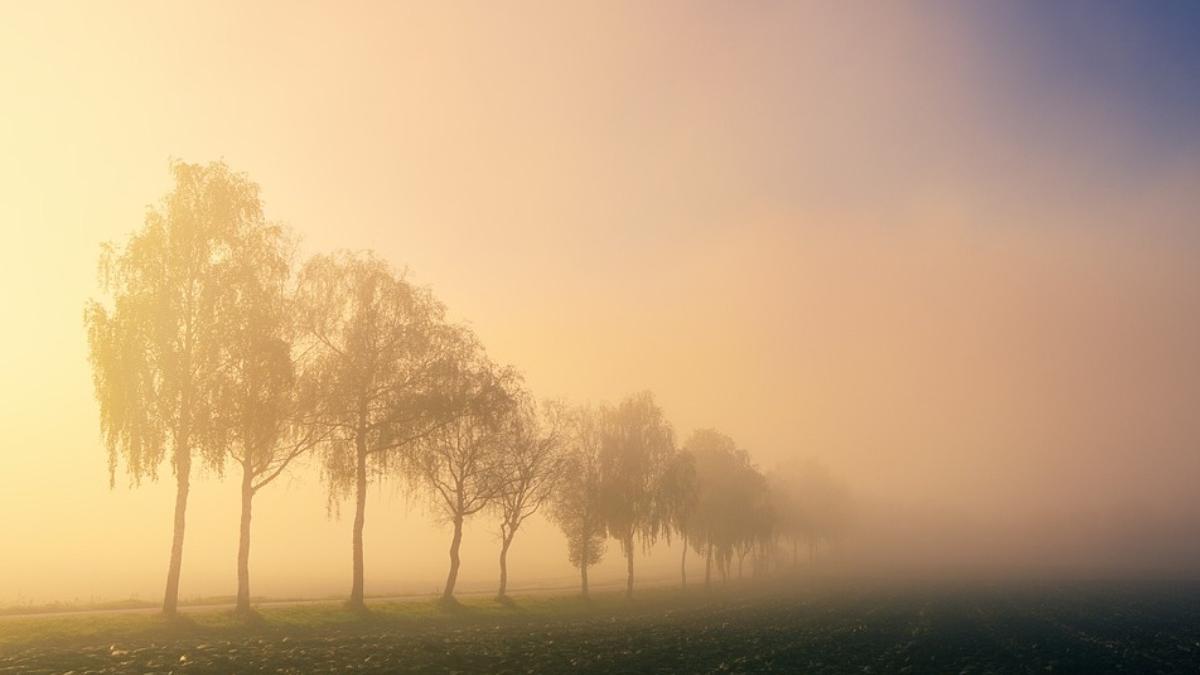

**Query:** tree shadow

left=343, top=600, right=373, bottom=617
left=435, top=595, right=463, bottom=613
left=233, top=607, right=266, bottom=627
left=157, top=611, right=199, bottom=639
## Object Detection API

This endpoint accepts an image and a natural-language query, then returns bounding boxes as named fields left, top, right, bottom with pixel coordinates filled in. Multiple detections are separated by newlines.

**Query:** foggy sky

left=2, top=1, right=1199, bottom=605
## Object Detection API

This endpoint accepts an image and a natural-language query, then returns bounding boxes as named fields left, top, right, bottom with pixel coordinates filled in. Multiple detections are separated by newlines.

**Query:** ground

left=2, top=580, right=1198, bottom=673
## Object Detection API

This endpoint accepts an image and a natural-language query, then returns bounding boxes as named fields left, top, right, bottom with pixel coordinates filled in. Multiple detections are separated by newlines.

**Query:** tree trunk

left=792, top=538, right=798, bottom=567
left=624, top=536, right=635, bottom=599
left=443, top=514, right=464, bottom=600
left=705, top=542, right=713, bottom=588
left=497, top=530, right=513, bottom=598
left=680, top=533, right=688, bottom=589
left=162, top=449, right=190, bottom=616
left=738, top=551, right=745, bottom=579
left=580, top=561, right=589, bottom=599
left=235, top=464, right=254, bottom=615
left=348, top=437, right=368, bottom=610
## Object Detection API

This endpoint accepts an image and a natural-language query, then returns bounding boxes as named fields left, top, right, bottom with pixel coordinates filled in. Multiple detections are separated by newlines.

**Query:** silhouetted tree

left=85, top=159, right=265, bottom=616
left=599, top=392, right=675, bottom=599
left=548, top=405, right=607, bottom=599
left=295, top=251, right=465, bottom=610
left=410, top=357, right=517, bottom=603
left=492, top=398, right=567, bottom=601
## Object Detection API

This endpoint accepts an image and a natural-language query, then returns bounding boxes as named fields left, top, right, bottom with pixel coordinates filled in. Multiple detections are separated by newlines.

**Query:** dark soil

left=3, top=581, right=1198, bottom=674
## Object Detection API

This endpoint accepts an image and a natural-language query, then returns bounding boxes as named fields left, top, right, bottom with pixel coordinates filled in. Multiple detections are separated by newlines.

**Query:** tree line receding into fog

left=84, top=160, right=851, bottom=617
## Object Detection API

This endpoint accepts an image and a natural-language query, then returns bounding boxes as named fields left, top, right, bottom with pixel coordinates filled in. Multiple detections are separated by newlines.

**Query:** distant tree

left=599, top=392, right=675, bottom=599
left=295, top=251, right=466, bottom=610
left=548, top=405, right=607, bottom=599
left=409, top=358, right=517, bottom=603
left=491, top=398, right=567, bottom=601
left=682, top=429, right=762, bottom=587
left=657, top=449, right=698, bottom=588
left=206, top=220, right=326, bottom=616
left=797, top=459, right=851, bottom=561
left=767, top=468, right=806, bottom=567
left=732, top=468, right=771, bottom=579
left=84, top=159, right=265, bottom=616
left=770, top=458, right=852, bottom=566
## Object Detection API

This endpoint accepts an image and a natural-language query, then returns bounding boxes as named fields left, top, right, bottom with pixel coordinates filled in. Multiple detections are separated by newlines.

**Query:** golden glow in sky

left=2, top=2, right=1199, bottom=604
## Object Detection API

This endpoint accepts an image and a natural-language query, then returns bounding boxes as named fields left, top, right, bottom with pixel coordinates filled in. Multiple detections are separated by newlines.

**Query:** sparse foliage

left=206, top=216, right=327, bottom=615
left=492, top=397, right=567, bottom=599
left=599, top=392, right=675, bottom=598
left=657, top=450, right=698, bottom=587
left=83, top=159, right=856, bottom=615
left=548, top=405, right=608, bottom=598
left=295, top=251, right=468, bottom=609
left=769, top=459, right=852, bottom=566
left=85, top=159, right=268, bottom=615
left=409, top=357, right=518, bottom=602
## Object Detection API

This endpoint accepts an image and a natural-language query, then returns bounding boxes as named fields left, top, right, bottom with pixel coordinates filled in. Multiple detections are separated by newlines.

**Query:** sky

left=1, top=1, right=1199, bottom=605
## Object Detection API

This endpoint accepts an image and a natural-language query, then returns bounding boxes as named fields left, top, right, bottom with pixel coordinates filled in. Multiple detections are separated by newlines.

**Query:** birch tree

left=492, top=398, right=567, bottom=601
left=208, top=221, right=326, bottom=616
left=84, top=159, right=262, bottom=616
left=410, top=358, right=517, bottom=604
left=599, top=392, right=675, bottom=599
left=548, top=405, right=607, bottom=599
left=295, top=251, right=465, bottom=610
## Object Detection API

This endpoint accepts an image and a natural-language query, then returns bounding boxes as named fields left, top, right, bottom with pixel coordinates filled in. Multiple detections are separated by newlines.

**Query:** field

left=2, top=580, right=1198, bottom=673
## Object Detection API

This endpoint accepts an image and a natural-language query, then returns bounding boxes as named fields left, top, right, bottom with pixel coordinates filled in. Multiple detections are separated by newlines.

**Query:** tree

left=295, top=251, right=465, bottom=610
left=657, top=450, right=698, bottom=588
left=85, top=159, right=264, bottom=616
left=207, top=219, right=325, bottom=616
left=731, top=468, right=771, bottom=579
left=599, top=392, right=675, bottom=599
left=409, top=357, right=517, bottom=603
left=769, top=458, right=852, bottom=567
left=548, top=405, right=607, bottom=599
left=767, top=468, right=806, bottom=567
left=682, top=429, right=763, bottom=588
left=492, top=398, right=567, bottom=601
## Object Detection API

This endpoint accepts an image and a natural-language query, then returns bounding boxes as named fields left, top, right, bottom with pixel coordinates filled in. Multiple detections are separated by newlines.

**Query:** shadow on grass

left=435, top=595, right=466, bottom=613
left=342, top=599, right=373, bottom=617
left=234, top=608, right=266, bottom=628
left=160, top=611, right=196, bottom=630
left=3, top=582, right=749, bottom=653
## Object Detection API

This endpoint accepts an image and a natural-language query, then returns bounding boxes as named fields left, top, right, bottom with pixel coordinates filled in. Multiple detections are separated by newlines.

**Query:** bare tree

left=492, top=398, right=567, bottom=601
left=549, top=405, right=607, bottom=599
left=85, top=160, right=264, bottom=616
left=599, top=392, right=675, bottom=599
left=295, top=251, right=465, bottom=610
left=410, top=359, right=517, bottom=604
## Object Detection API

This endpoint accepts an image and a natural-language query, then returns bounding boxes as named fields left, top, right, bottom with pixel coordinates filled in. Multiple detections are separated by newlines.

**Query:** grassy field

left=2, top=579, right=1199, bottom=673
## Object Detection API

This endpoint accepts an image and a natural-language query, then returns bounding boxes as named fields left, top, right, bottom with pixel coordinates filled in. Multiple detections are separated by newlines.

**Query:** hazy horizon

left=3, top=1, right=1200, bottom=607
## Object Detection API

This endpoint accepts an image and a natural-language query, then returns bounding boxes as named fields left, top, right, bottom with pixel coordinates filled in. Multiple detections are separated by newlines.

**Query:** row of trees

left=85, top=160, right=849, bottom=617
